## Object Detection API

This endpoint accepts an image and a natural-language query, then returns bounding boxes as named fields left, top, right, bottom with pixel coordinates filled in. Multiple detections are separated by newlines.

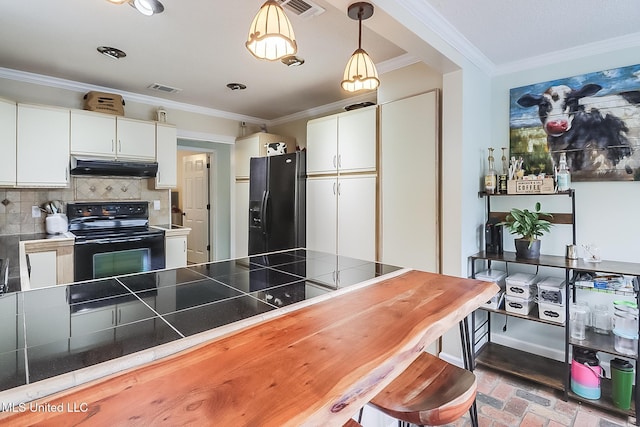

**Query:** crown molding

left=0, top=67, right=267, bottom=124
left=494, top=32, right=640, bottom=76
left=390, top=0, right=495, bottom=75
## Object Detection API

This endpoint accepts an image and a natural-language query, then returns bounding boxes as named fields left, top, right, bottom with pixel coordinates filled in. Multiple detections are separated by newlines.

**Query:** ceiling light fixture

left=97, top=46, right=127, bottom=60
left=246, top=1, right=297, bottom=61
left=281, top=55, right=305, bottom=67
left=341, top=2, right=379, bottom=93
left=227, top=83, right=247, bottom=91
left=130, top=0, right=164, bottom=16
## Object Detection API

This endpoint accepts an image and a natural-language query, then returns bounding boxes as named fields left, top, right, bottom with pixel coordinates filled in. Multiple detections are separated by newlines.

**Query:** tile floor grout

left=445, top=365, right=636, bottom=427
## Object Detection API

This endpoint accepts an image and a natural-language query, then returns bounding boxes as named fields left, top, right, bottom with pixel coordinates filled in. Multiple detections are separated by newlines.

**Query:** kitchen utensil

left=566, top=244, right=579, bottom=260
left=592, top=304, right=611, bottom=334
left=570, top=304, right=588, bottom=340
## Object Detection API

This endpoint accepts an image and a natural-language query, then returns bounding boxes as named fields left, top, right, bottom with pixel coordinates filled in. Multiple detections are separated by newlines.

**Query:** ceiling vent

left=277, top=0, right=325, bottom=19
left=147, top=83, right=182, bottom=94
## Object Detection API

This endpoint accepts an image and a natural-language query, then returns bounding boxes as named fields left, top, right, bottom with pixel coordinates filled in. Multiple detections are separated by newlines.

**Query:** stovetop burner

left=67, top=201, right=160, bottom=240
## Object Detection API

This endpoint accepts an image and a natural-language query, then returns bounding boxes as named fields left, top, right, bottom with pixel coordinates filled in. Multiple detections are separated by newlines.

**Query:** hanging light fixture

left=341, top=2, right=379, bottom=92
left=246, top=1, right=297, bottom=61
left=105, top=0, right=164, bottom=16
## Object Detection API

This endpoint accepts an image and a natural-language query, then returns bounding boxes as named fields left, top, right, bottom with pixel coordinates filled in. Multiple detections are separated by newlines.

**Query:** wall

left=0, top=177, right=169, bottom=235
left=491, top=48, right=640, bottom=263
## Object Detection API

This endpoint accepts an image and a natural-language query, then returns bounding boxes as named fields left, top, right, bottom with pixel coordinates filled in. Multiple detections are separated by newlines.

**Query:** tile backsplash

left=0, top=177, right=170, bottom=235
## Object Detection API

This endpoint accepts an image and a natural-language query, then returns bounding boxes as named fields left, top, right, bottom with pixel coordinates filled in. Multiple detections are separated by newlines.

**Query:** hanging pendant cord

left=358, top=8, right=363, bottom=49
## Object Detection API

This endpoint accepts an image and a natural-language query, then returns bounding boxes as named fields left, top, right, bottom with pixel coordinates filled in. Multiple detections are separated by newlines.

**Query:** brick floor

left=445, top=365, right=636, bottom=427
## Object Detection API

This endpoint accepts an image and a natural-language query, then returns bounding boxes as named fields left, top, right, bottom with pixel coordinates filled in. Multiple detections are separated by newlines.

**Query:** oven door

left=74, top=234, right=165, bottom=282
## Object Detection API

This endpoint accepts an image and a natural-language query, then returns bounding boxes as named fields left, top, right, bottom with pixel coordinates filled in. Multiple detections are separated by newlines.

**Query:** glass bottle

left=557, top=152, right=571, bottom=192
left=484, top=148, right=497, bottom=194
left=498, top=147, right=508, bottom=194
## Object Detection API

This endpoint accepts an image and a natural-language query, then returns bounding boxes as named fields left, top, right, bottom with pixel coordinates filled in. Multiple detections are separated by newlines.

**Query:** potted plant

left=499, top=202, right=553, bottom=259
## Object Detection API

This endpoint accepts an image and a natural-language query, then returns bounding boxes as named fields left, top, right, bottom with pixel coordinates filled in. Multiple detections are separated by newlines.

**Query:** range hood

left=70, top=157, right=158, bottom=178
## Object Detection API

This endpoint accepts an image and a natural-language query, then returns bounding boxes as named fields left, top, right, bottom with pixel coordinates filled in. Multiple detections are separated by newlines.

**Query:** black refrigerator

left=248, top=151, right=306, bottom=255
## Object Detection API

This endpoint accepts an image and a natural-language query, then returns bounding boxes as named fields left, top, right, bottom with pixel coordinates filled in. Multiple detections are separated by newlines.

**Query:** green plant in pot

left=499, top=202, right=553, bottom=259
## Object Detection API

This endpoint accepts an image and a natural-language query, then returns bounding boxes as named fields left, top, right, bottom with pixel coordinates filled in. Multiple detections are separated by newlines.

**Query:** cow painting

left=509, top=64, right=640, bottom=181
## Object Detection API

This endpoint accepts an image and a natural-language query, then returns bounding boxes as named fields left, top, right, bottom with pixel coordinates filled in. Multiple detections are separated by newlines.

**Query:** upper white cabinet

left=0, top=98, right=16, bottom=186
left=117, top=117, right=156, bottom=160
left=234, top=132, right=296, bottom=179
left=17, top=104, right=70, bottom=187
left=306, top=106, right=377, bottom=175
left=70, top=110, right=155, bottom=161
left=155, top=123, right=177, bottom=188
left=306, top=116, right=338, bottom=175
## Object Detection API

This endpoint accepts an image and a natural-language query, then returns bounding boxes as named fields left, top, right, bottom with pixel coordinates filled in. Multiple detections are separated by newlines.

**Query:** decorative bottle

left=484, top=148, right=497, bottom=194
left=557, top=152, right=571, bottom=192
left=499, top=147, right=508, bottom=194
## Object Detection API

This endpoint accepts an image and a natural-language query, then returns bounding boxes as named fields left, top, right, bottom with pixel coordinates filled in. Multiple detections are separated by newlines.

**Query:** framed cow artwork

left=509, top=63, right=640, bottom=181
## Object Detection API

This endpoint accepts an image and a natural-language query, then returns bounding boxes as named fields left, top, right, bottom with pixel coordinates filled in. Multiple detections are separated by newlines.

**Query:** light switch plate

left=32, top=206, right=41, bottom=218
left=153, top=200, right=161, bottom=210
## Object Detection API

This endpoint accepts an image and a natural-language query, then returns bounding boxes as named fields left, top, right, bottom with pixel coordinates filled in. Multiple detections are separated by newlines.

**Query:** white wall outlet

left=153, top=200, right=161, bottom=211
left=32, top=206, right=41, bottom=218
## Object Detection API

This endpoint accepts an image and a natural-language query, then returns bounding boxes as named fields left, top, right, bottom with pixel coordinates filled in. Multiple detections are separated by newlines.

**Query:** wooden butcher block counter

left=0, top=269, right=498, bottom=426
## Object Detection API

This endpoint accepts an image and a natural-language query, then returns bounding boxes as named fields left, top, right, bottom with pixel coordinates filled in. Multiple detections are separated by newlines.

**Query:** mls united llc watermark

left=2, top=401, right=89, bottom=413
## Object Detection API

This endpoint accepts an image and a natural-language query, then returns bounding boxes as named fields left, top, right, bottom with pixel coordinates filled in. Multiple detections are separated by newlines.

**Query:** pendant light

left=341, top=2, right=379, bottom=92
left=246, top=1, right=298, bottom=61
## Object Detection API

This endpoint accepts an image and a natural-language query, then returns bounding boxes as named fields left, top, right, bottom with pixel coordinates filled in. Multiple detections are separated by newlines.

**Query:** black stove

left=67, top=201, right=165, bottom=282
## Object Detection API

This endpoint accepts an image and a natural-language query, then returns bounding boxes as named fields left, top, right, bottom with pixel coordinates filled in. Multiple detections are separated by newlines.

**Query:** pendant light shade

left=341, top=2, right=379, bottom=92
left=246, top=1, right=298, bottom=61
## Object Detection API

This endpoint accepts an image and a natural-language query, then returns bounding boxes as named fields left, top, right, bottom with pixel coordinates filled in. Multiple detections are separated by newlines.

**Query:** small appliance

left=484, top=218, right=503, bottom=254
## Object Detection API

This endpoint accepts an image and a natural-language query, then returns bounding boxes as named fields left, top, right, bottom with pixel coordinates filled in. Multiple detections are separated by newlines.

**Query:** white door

left=306, top=176, right=337, bottom=254
left=337, top=175, right=376, bottom=261
left=183, top=153, right=209, bottom=264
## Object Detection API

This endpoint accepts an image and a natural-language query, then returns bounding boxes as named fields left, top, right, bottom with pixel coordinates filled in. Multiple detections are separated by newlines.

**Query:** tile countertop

left=0, top=249, right=401, bottom=405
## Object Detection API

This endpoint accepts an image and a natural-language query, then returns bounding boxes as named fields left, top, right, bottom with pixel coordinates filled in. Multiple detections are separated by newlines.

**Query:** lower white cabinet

left=306, top=174, right=376, bottom=261
left=70, top=297, right=156, bottom=350
left=164, top=226, right=191, bottom=268
left=16, top=104, right=70, bottom=187
left=26, top=251, right=57, bottom=289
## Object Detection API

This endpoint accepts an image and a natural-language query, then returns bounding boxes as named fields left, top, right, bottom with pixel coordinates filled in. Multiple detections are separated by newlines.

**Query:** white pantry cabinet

left=306, top=175, right=376, bottom=261
left=17, top=104, right=70, bottom=187
left=70, top=110, right=155, bottom=161
left=306, top=106, right=376, bottom=175
left=0, top=98, right=16, bottom=186
left=155, top=123, right=177, bottom=188
left=306, top=106, right=378, bottom=261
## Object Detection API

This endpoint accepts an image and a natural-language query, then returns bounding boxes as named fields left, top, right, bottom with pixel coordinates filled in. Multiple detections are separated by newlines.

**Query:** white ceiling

left=1, top=0, right=640, bottom=123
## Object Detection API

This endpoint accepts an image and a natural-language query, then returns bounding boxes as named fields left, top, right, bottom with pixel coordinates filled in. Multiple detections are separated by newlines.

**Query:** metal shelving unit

left=470, top=190, right=640, bottom=423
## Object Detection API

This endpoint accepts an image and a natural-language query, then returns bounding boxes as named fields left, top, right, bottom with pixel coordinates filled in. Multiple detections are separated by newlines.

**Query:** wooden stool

left=366, top=351, right=477, bottom=427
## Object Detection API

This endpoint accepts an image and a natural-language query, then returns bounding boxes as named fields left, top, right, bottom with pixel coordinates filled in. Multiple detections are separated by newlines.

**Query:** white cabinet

left=70, top=109, right=116, bottom=157
left=166, top=235, right=187, bottom=269
left=379, top=91, right=439, bottom=272
left=306, top=106, right=376, bottom=175
left=306, top=116, right=338, bottom=174
left=306, top=175, right=376, bottom=261
left=306, top=106, right=378, bottom=260
left=306, top=177, right=337, bottom=254
left=234, top=132, right=296, bottom=179
left=155, top=123, right=177, bottom=188
left=17, top=104, right=70, bottom=187
left=234, top=180, right=250, bottom=257
left=117, top=117, right=156, bottom=160
left=26, top=251, right=57, bottom=289
left=70, top=110, right=155, bottom=161
left=19, top=238, right=75, bottom=290
left=336, top=175, right=376, bottom=261
left=0, top=98, right=16, bottom=186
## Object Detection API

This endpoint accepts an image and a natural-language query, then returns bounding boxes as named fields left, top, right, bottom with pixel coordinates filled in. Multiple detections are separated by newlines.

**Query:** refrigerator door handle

left=261, top=190, right=270, bottom=234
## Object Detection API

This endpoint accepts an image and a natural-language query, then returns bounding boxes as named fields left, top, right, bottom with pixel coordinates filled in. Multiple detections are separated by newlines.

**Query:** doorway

left=175, top=150, right=211, bottom=264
